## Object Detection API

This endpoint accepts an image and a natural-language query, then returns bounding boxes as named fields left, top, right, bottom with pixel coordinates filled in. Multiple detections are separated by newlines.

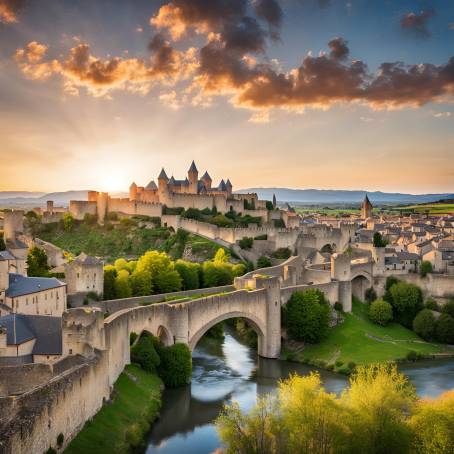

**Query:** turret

left=3, top=210, right=24, bottom=243
left=361, top=194, right=373, bottom=219
left=273, top=194, right=277, bottom=209
left=226, top=179, right=232, bottom=195
left=46, top=200, right=54, bottom=214
left=129, top=182, right=138, bottom=201
left=158, top=168, right=170, bottom=204
left=188, top=161, right=198, bottom=194
left=201, top=171, right=212, bottom=190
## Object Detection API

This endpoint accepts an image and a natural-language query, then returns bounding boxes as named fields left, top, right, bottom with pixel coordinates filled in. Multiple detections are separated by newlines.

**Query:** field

left=64, top=365, right=162, bottom=454
left=296, top=299, right=450, bottom=371
left=392, top=203, right=454, bottom=215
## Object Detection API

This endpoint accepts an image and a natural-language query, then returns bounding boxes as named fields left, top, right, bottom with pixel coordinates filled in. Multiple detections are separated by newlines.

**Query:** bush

left=57, top=433, right=64, bottom=447
left=441, top=300, right=454, bottom=318
left=283, top=289, right=330, bottom=343
left=272, top=247, right=291, bottom=260
left=384, top=276, right=400, bottom=302
left=254, top=234, right=268, bottom=240
left=130, top=334, right=160, bottom=372
left=388, top=282, right=423, bottom=328
left=265, top=201, right=274, bottom=210
left=335, top=360, right=344, bottom=368
left=257, top=256, right=272, bottom=268
left=425, top=298, right=439, bottom=311
left=334, top=302, right=343, bottom=312
left=365, top=287, right=377, bottom=303
left=239, top=237, right=254, bottom=249
left=419, top=260, right=433, bottom=277
left=157, top=343, right=192, bottom=388
left=413, top=309, right=436, bottom=341
left=435, top=313, right=454, bottom=344
left=130, top=332, right=138, bottom=345
left=83, top=213, right=97, bottom=225
left=406, top=350, right=418, bottom=362
left=369, top=300, right=393, bottom=326
left=373, top=231, right=388, bottom=247
left=347, top=361, right=356, bottom=370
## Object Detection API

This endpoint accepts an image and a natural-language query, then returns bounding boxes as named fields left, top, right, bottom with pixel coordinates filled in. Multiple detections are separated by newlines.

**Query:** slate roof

left=145, top=180, right=158, bottom=190
left=158, top=168, right=168, bottom=180
left=201, top=171, right=212, bottom=181
left=0, top=314, right=62, bottom=354
left=5, top=238, right=28, bottom=249
left=0, top=250, right=15, bottom=261
left=6, top=273, right=65, bottom=298
left=188, top=160, right=198, bottom=173
left=72, top=252, right=102, bottom=266
left=218, top=179, right=227, bottom=191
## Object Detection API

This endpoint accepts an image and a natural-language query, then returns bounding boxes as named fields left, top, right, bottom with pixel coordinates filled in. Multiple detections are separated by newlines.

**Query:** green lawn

left=393, top=203, right=454, bottom=215
left=298, top=300, right=449, bottom=371
left=64, top=365, right=162, bottom=454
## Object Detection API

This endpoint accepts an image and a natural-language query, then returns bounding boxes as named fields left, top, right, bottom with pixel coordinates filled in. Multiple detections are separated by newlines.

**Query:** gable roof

left=72, top=252, right=102, bottom=266
left=6, top=273, right=65, bottom=298
left=0, top=314, right=62, bottom=354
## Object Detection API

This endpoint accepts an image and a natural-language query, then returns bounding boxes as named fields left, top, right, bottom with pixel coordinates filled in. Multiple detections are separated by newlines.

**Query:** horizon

left=1, top=0, right=454, bottom=192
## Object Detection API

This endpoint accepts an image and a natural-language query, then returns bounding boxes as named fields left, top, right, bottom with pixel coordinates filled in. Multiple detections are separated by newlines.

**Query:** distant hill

left=0, top=190, right=89, bottom=207
left=236, top=188, right=454, bottom=205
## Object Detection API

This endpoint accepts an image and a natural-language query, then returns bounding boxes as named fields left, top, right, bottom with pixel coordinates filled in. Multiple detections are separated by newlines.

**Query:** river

left=146, top=329, right=454, bottom=454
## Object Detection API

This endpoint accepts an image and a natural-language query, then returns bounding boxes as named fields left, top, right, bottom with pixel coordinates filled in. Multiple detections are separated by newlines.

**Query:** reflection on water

left=147, top=328, right=454, bottom=454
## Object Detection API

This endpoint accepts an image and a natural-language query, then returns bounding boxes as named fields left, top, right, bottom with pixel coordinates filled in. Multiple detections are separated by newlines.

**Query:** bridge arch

left=351, top=273, right=372, bottom=301
left=188, top=311, right=266, bottom=354
left=320, top=243, right=336, bottom=254
left=157, top=325, right=173, bottom=346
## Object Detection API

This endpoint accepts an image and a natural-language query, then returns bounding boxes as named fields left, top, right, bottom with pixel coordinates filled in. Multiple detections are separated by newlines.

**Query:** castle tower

left=46, top=200, right=54, bottom=214
left=3, top=210, right=24, bottom=243
left=201, top=171, right=212, bottom=190
left=188, top=161, right=198, bottom=194
left=226, top=179, right=232, bottom=195
left=97, top=192, right=109, bottom=224
left=273, top=194, right=277, bottom=209
left=361, top=194, right=373, bottom=219
left=129, top=182, right=138, bottom=201
left=158, top=168, right=170, bottom=204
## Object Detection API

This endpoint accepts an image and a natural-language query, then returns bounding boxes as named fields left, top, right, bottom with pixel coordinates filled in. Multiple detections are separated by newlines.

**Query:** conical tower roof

left=158, top=168, right=168, bottom=180
left=188, top=160, right=198, bottom=173
left=201, top=171, right=212, bottom=181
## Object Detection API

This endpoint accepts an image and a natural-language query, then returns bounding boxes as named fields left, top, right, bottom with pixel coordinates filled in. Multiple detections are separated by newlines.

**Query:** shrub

left=425, top=298, right=439, bottom=311
left=435, top=313, right=454, bottom=344
left=254, top=234, right=268, bottom=240
left=131, top=334, right=160, bottom=372
left=272, top=247, right=291, bottom=260
left=347, top=361, right=356, bottom=370
left=413, top=309, right=436, bottom=341
left=56, top=433, right=64, bottom=447
left=334, top=302, right=343, bottom=312
left=257, top=256, right=272, bottom=268
left=369, top=300, right=393, bottom=326
left=265, top=201, right=274, bottom=210
left=384, top=276, right=400, bottom=302
left=419, top=260, right=433, bottom=277
left=283, top=289, right=330, bottom=343
left=83, top=213, right=97, bottom=225
left=388, top=282, right=423, bottom=328
left=157, top=343, right=192, bottom=388
left=441, top=300, right=454, bottom=318
left=406, top=350, right=418, bottom=362
left=373, top=231, right=388, bottom=247
left=335, top=360, right=344, bottom=368
left=365, top=287, right=377, bottom=303
left=175, top=260, right=200, bottom=290
left=239, top=237, right=254, bottom=249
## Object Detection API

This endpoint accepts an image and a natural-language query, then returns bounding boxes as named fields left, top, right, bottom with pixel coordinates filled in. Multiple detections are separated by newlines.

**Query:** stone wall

left=69, top=200, right=97, bottom=220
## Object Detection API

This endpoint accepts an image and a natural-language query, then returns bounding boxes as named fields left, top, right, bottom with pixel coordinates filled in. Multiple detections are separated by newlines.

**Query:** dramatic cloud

left=15, top=38, right=197, bottom=97
left=328, top=37, right=349, bottom=61
left=254, top=0, right=283, bottom=28
left=400, top=9, right=434, bottom=38
left=0, top=0, right=24, bottom=23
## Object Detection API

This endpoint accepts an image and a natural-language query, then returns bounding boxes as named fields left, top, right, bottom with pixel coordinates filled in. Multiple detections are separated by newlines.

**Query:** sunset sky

left=1, top=0, right=453, bottom=193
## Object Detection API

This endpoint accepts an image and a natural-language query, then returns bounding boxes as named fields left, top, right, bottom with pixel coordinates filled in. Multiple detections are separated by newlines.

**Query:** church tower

left=188, top=161, right=198, bottom=194
left=361, top=194, right=373, bottom=219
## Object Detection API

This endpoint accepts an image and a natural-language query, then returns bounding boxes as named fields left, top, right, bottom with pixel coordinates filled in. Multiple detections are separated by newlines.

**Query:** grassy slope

left=299, top=300, right=449, bottom=368
left=64, top=365, right=162, bottom=454
left=394, top=203, right=454, bottom=214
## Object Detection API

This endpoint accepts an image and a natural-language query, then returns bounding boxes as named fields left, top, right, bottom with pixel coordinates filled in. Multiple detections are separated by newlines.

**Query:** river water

left=146, top=329, right=454, bottom=454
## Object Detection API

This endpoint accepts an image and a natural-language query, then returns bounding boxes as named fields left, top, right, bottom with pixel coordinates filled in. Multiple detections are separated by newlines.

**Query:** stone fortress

left=68, top=161, right=284, bottom=226
left=1, top=172, right=454, bottom=452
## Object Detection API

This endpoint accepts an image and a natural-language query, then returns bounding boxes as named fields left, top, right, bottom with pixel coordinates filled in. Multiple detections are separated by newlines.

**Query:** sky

left=0, top=0, right=453, bottom=194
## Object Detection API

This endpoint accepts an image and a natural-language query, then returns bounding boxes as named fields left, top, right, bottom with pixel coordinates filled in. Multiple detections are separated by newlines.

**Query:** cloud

left=400, top=9, right=434, bottom=38
left=15, top=39, right=197, bottom=97
left=248, top=110, right=270, bottom=123
left=253, top=0, right=283, bottom=28
left=328, top=37, right=349, bottom=61
left=431, top=111, right=452, bottom=118
left=0, top=0, right=24, bottom=23
left=449, top=23, right=454, bottom=30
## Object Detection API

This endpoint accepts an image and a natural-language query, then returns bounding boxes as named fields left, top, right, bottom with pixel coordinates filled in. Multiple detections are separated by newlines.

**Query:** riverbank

left=64, top=365, right=162, bottom=454
left=283, top=299, right=452, bottom=374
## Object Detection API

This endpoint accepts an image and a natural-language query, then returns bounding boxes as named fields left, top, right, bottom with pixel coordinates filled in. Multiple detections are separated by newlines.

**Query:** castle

left=70, top=161, right=266, bottom=223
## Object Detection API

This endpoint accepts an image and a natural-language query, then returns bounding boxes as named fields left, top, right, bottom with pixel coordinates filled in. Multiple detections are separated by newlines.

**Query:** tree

left=373, top=232, right=388, bottom=247
left=441, top=300, right=454, bottom=318
left=26, top=246, right=49, bottom=277
left=409, top=390, right=454, bottom=454
left=114, top=258, right=128, bottom=272
left=419, top=261, right=433, bottom=278
left=232, top=263, right=246, bottom=277
left=202, top=261, right=233, bottom=287
left=369, top=300, right=393, bottom=326
left=283, top=290, right=330, bottom=343
left=257, top=256, right=272, bottom=268
left=157, top=343, right=192, bottom=388
left=153, top=269, right=182, bottom=294
left=61, top=213, right=74, bottom=231
left=435, top=313, right=454, bottom=344
left=412, top=309, right=436, bottom=341
left=365, top=287, right=377, bottom=303
left=130, top=269, right=152, bottom=296
left=131, top=334, right=160, bottom=372
left=214, top=248, right=229, bottom=263
left=239, top=237, right=253, bottom=249
left=175, top=260, right=200, bottom=290
left=389, top=282, right=424, bottom=328
left=425, top=298, right=439, bottom=311
left=342, top=364, right=416, bottom=454
left=103, top=265, right=117, bottom=300
left=383, top=276, right=400, bottom=302
left=114, top=269, right=132, bottom=298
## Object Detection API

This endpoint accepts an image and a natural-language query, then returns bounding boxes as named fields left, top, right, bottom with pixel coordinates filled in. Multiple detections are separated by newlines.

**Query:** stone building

left=361, top=194, right=373, bottom=219
left=64, top=253, right=104, bottom=297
